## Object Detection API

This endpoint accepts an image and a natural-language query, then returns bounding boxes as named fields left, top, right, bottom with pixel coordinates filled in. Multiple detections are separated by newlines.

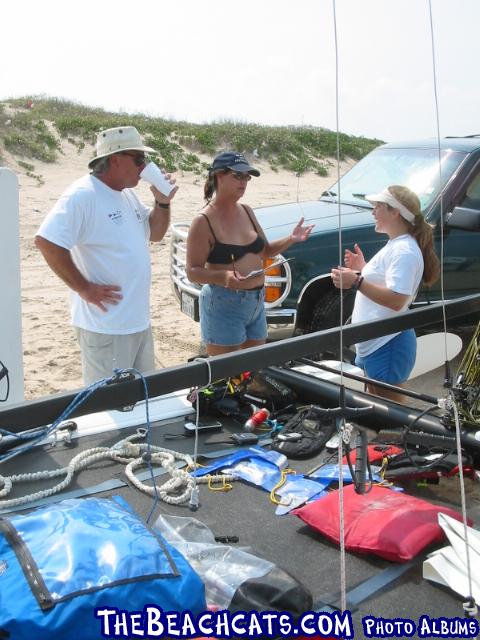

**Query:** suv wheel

left=305, top=289, right=356, bottom=361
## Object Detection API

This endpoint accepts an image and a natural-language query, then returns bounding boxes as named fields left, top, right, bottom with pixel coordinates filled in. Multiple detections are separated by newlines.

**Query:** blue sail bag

left=0, top=496, right=206, bottom=639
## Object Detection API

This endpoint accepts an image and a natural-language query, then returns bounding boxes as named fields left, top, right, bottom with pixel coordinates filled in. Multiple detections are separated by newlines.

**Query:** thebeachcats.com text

left=94, top=606, right=479, bottom=638
left=95, top=607, right=352, bottom=638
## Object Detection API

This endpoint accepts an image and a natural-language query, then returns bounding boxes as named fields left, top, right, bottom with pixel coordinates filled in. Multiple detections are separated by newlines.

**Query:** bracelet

left=351, top=275, right=364, bottom=292
left=155, top=200, right=170, bottom=209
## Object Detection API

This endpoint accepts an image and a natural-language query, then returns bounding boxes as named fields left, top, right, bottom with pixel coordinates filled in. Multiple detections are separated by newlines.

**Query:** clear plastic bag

left=154, top=514, right=273, bottom=608
left=274, top=475, right=329, bottom=515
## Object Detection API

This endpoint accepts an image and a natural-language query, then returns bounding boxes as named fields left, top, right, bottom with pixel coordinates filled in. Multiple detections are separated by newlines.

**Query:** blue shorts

left=199, top=284, right=268, bottom=346
left=355, top=330, right=417, bottom=384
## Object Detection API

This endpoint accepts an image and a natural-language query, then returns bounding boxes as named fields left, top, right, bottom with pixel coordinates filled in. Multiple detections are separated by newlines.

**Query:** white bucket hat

left=88, top=126, right=156, bottom=168
left=365, top=188, right=416, bottom=223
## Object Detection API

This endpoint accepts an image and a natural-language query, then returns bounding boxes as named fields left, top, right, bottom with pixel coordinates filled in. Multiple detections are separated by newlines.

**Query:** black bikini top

left=202, top=205, right=266, bottom=264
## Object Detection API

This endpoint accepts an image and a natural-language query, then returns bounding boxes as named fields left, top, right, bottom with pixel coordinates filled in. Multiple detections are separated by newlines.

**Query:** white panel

left=0, top=167, right=24, bottom=404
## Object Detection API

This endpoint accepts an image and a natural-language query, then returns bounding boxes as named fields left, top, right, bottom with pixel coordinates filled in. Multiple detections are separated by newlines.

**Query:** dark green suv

left=170, top=137, right=480, bottom=339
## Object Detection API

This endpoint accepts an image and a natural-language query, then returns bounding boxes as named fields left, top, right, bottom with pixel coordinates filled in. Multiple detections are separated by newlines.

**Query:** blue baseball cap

left=210, top=151, right=260, bottom=176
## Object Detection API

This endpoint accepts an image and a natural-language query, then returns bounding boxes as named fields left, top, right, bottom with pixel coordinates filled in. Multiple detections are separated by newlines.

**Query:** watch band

left=351, top=275, right=364, bottom=292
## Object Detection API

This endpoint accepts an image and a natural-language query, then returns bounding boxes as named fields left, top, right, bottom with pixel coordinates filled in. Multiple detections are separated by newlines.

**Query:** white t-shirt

left=351, top=234, right=424, bottom=357
left=37, top=174, right=151, bottom=334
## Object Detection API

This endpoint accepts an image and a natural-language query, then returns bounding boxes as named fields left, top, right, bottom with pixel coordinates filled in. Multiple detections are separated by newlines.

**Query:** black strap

left=202, top=207, right=257, bottom=238
left=200, top=213, right=217, bottom=241
left=242, top=204, right=259, bottom=232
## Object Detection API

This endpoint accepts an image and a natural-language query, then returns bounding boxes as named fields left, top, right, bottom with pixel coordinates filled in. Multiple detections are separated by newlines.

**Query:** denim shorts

left=355, top=329, right=417, bottom=384
left=199, top=284, right=268, bottom=346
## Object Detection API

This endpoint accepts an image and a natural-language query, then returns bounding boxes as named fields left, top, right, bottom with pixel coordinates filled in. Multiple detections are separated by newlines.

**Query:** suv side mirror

left=446, top=206, right=480, bottom=231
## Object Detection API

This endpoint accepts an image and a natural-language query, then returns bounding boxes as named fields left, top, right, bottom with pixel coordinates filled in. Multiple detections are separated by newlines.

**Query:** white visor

left=365, top=189, right=416, bottom=223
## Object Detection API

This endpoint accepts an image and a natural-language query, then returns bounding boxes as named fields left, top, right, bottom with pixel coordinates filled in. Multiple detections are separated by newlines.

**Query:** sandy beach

left=12, top=141, right=350, bottom=399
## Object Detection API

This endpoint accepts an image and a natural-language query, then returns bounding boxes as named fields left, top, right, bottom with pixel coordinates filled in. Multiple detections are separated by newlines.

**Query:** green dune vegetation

left=0, top=96, right=382, bottom=179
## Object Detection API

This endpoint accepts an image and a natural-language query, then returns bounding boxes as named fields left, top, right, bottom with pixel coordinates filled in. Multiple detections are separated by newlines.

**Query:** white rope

left=0, top=447, right=120, bottom=507
left=0, top=430, right=235, bottom=510
left=331, top=0, right=347, bottom=614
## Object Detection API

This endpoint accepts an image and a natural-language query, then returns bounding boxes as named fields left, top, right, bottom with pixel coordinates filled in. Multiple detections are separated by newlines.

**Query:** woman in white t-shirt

left=331, top=185, right=439, bottom=402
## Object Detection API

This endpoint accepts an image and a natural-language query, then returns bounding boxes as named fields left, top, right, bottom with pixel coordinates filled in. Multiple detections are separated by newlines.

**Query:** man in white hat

left=35, top=126, right=177, bottom=384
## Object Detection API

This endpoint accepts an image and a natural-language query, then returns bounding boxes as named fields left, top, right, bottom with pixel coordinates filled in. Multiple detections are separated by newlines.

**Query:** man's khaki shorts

left=75, top=326, right=155, bottom=385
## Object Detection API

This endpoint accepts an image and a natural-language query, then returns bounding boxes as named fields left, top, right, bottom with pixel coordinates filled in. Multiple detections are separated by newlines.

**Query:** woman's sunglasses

left=229, top=170, right=252, bottom=182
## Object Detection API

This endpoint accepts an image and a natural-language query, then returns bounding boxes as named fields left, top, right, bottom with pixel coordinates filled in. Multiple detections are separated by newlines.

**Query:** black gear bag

left=271, top=405, right=336, bottom=459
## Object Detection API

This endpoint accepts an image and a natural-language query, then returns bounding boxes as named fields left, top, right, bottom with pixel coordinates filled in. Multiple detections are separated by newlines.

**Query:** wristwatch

left=351, top=274, right=364, bottom=292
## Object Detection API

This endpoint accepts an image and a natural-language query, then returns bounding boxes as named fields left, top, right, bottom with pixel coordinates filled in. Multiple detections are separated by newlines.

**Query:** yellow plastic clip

left=208, top=475, right=233, bottom=492
left=269, top=468, right=296, bottom=505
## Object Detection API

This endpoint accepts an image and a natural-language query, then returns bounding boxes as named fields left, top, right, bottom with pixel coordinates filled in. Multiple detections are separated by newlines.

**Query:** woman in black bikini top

left=186, top=151, right=313, bottom=356
left=201, top=205, right=265, bottom=264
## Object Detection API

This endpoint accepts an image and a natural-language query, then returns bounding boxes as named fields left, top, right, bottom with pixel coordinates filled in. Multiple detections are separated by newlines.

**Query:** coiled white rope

left=0, top=429, right=235, bottom=510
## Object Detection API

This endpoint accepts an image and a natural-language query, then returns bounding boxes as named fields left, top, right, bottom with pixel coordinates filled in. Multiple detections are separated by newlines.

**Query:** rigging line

left=0, top=375, right=112, bottom=464
left=190, top=357, right=213, bottom=511
left=295, top=115, right=304, bottom=204
left=427, top=0, right=448, bottom=358
left=293, top=124, right=307, bottom=229
left=122, top=368, right=161, bottom=525
left=332, top=6, right=343, bottom=382
left=451, top=400, right=476, bottom=611
left=332, top=0, right=347, bottom=615
left=428, top=0, right=476, bottom=615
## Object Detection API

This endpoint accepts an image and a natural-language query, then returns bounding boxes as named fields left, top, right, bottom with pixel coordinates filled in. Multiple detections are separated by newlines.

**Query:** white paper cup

left=140, top=162, right=174, bottom=196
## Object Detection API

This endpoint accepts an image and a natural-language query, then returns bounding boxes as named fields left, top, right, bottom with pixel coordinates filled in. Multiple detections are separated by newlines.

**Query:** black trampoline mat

left=1, top=407, right=479, bottom=637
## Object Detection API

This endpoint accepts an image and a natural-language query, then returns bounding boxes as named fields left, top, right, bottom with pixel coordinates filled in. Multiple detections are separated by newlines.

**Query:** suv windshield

left=324, top=147, right=467, bottom=211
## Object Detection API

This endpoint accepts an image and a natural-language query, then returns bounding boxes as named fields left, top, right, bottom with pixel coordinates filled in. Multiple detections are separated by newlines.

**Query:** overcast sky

left=2, top=0, right=478, bottom=142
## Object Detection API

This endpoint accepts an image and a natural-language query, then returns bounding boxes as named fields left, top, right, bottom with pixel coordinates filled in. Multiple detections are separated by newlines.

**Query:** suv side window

left=460, top=171, right=480, bottom=210
left=436, top=163, right=480, bottom=301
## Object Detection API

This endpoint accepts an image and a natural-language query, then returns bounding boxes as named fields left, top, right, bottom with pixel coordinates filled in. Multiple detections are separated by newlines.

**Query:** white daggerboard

left=409, top=332, right=463, bottom=379
left=292, top=360, right=365, bottom=391
left=0, top=167, right=24, bottom=404
left=291, top=332, right=462, bottom=389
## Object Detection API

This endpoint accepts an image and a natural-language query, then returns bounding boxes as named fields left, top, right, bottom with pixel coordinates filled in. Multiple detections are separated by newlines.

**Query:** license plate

left=181, top=291, right=199, bottom=321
